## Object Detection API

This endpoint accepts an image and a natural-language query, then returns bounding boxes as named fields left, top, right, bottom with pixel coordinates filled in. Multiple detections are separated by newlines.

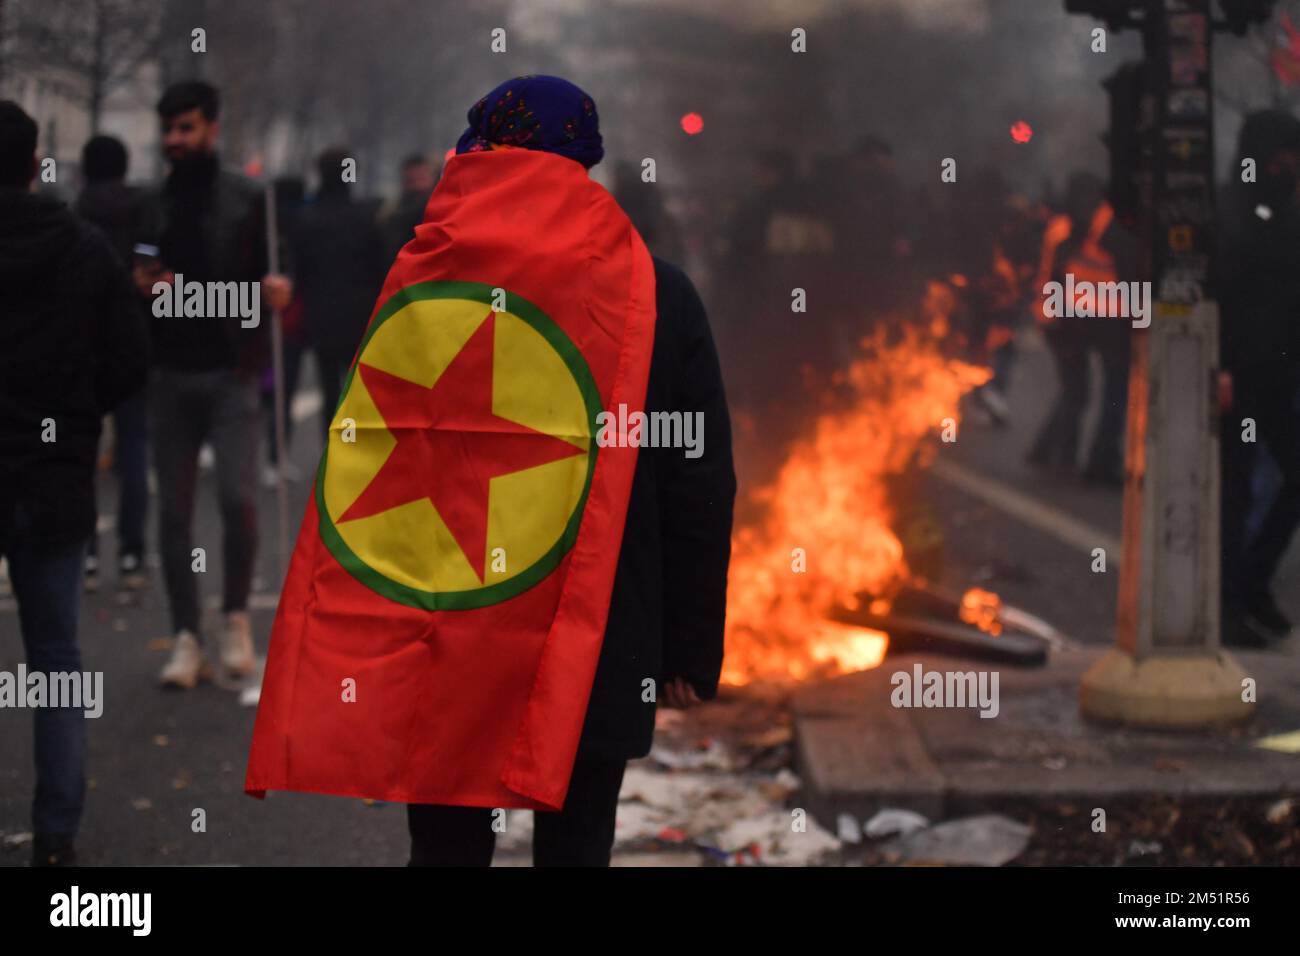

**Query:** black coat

left=134, top=158, right=271, bottom=375
left=0, top=188, right=149, bottom=551
left=1217, top=177, right=1300, bottom=372
left=1217, top=110, right=1300, bottom=373
left=576, top=257, right=736, bottom=761
left=290, top=190, right=387, bottom=354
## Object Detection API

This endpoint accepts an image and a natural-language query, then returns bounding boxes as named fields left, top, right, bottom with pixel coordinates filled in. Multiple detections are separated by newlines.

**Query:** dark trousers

left=1030, top=324, right=1090, bottom=468
left=313, top=345, right=353, bottom=442
left=1084, top=328, right=1130, bottom=478
left=407, top=755, right=627, bottom=866
left=89, top=388, right=149, bottom=561
left=1, top=505, right=87, bottom=838
left=149, top=367, right=261, bottom=637
left=1222, top=365, right=1300, bottom=608
left=263, top=342, right=304, bottom=465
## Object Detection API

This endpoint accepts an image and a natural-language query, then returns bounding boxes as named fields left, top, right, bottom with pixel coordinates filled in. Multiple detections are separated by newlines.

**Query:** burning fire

left=722, top=283, right=991, bottom=685
left=959, top=587, right=1003, bottom=636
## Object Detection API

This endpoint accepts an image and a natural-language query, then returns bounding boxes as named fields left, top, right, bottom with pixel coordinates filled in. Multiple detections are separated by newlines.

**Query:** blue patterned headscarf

left=455, top=75, right=603, bottom=169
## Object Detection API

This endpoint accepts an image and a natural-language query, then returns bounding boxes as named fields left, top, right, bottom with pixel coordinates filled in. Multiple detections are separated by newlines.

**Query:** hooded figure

left=245, top=76, right=735, bottom=867
left=1218, top=109, right=1300, bottom=647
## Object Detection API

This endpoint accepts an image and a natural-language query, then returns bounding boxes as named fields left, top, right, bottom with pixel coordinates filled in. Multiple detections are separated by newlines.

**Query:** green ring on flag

left=315, top=280, right=602, bottom=611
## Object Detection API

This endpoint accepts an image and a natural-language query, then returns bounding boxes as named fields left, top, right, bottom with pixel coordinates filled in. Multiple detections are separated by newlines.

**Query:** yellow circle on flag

left=316, top=281, right=600, bottom=610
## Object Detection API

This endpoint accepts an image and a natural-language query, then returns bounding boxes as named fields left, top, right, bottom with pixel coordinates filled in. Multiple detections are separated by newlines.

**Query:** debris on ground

left=1, top=830, right=33, bottom=849
left=863, top=807, right=930, bottom=839
left=1266, top=797, right=1294, bottom=825
left=882, top=814, right=1033, bottom=866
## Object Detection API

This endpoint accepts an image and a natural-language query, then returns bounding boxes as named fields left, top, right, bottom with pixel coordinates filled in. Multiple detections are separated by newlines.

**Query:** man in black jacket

left=0, top=101, right=149, bottom=865
left=291, top=147, right=387, bottom=437
left=378, top=152, right=438, bottom=262
left=407, top=255, right=735, bottom=866
left=133, top=82, right=293, bottom=688
left=1219, top=110, right=1300, bottom=648
left=76, top=134, right=151, bottom=592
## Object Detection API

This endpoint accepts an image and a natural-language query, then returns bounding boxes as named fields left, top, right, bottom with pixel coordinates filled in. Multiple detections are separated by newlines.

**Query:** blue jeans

left=1, top=504, right=87, bottom=839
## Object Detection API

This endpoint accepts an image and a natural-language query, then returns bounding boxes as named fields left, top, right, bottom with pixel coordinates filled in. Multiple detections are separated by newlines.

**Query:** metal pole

left=1081, top=0, right=1251, bottom=727
left=264, top=180, right=290, bottom=581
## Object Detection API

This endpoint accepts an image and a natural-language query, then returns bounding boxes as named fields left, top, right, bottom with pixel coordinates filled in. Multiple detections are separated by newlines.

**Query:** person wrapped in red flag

left=245, top=75, right=735, bottom=866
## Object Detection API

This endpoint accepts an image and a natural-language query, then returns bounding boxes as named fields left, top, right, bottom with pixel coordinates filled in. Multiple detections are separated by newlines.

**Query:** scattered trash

left=131, top=797, right=153, bottom=811
left=708, top=811, right=840, bottom=866
left=1041, top=755, right=1067, bottom=770
left=1266, top=798, right=1295, bottom=825
left=611, top=762, right=827, bottom=864
left=2, top=831, right=33, bottom=849
left=649, top=738, right=733, bottom=771
left=837, top=813, right=862, bottom=844
left=886, top=814, right=1032, bottom=866
left=1128, top=839, right=1162, bottom=858
left=239, top=684, right=262, bottom=707
left=756, top=768, right=800, bottom=802
left=864, top=808, right=930, bottom=839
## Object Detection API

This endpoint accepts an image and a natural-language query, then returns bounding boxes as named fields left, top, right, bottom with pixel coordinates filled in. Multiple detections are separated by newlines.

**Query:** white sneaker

left=221, top=611, right=255, bottom=678
left=262, top=461, right=303, bottom=488
left=160, top=630, right=212, bottom=689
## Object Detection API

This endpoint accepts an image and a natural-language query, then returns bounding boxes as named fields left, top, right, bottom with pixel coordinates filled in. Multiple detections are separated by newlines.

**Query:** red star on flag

left=338, top=311, right=585, bottom=581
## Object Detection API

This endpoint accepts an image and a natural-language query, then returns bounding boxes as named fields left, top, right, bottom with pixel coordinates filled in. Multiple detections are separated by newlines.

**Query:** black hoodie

left=0, top=187, right=149, bottom=551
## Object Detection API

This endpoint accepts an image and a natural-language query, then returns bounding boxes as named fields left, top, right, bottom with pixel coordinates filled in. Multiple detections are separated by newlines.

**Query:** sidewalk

left=793, top=646, right=1300, bottom=861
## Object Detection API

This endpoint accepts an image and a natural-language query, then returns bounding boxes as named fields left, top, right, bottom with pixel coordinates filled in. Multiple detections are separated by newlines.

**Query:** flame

left=722, top=283, right=991, bottom=685
left=959, top=586, right=1003, bottom=636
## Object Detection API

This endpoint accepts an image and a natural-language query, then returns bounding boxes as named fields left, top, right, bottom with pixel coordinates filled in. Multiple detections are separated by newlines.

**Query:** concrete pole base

left=1080, top=648, right=1254, bottom=729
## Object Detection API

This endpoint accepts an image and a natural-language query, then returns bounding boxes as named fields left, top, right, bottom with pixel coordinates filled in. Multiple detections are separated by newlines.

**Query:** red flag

left=245, top=148, right=656, bottom=810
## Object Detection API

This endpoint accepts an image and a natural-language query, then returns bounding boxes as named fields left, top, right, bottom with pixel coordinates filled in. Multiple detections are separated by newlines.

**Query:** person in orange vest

left=1028, top=171, right=1132, bottom=481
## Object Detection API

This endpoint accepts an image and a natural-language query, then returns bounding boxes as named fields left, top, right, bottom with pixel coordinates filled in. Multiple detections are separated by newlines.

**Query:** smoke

left=502, top=0, right=1140, bottom=200
left=508, top=0, right=992, bottom=33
